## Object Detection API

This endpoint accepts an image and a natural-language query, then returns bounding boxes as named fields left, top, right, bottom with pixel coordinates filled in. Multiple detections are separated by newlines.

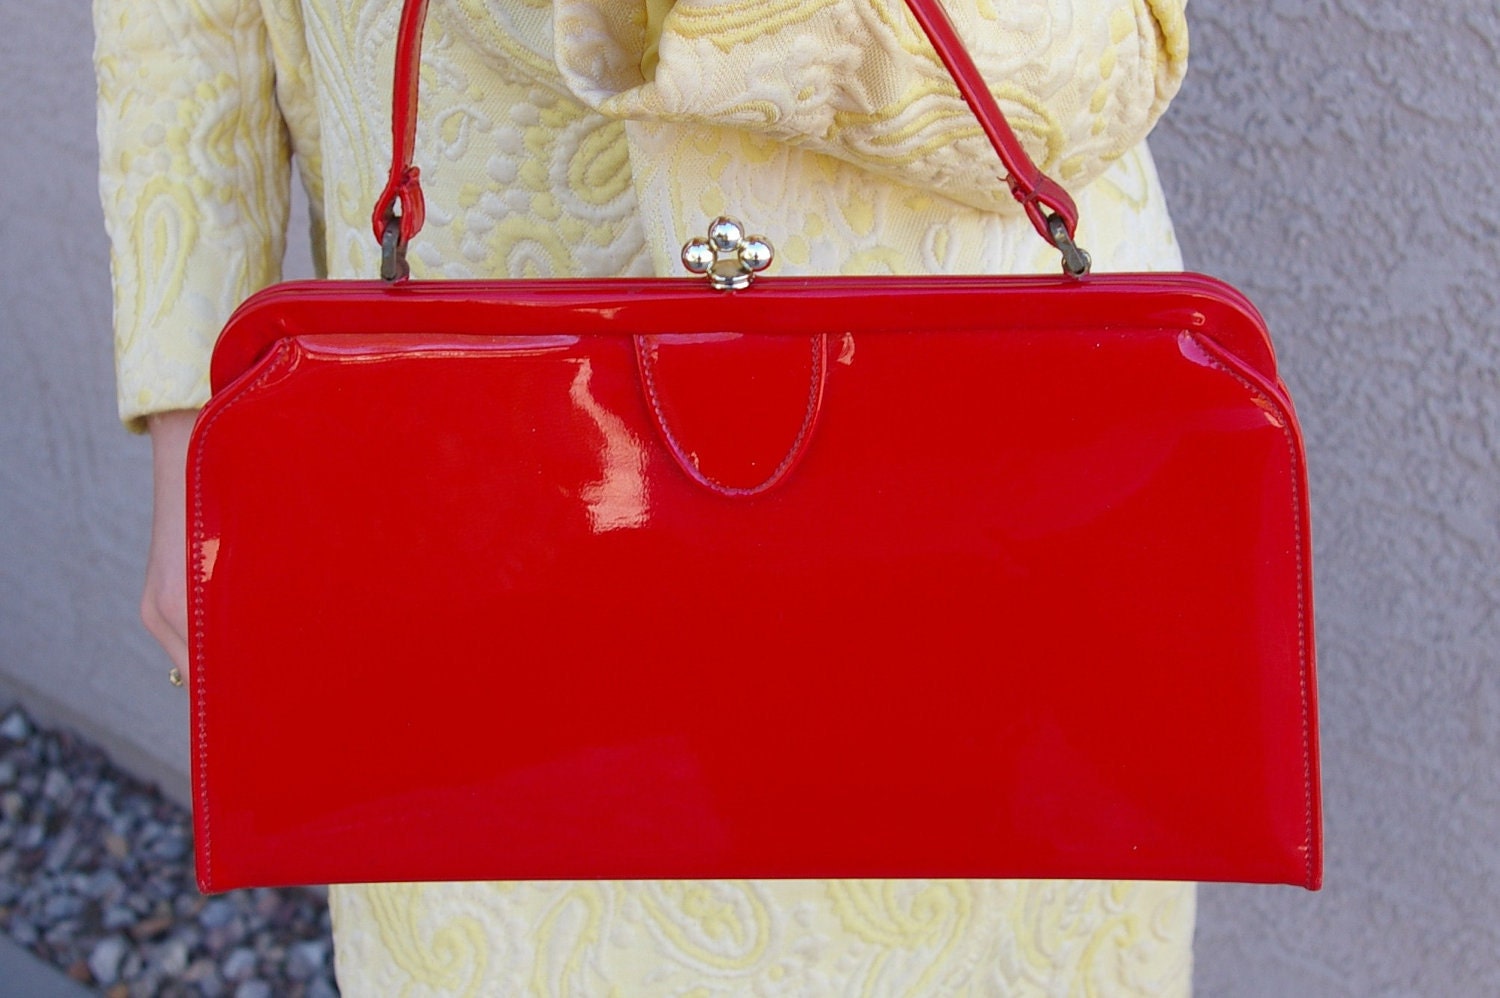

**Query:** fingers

left=141, top=584, right=190, bottom=682
left=144, top=409, right=198, bottom=685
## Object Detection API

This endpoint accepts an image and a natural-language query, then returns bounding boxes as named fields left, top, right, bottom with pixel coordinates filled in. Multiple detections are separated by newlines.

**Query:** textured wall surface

left=1, top=1, right=1496, bottom=993
left=0, top=0, right=182, bottom=793
left=1148, top=1, right=1500, bottom=993
left=0, top=0, right=315, bottom=801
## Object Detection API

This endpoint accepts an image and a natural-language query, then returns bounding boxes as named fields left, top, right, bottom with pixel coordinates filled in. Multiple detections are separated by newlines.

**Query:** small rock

left=252, top=888, right=281, bottom=918
left=288, top=939, right=329, bottom=980
left=148, top=831, right=189, bottom=861
left=91, top=783, right=116, bottom=819
left=158, top=936, right=191, bottom=975
left=86, top=868, right=125, bottom=900
left=308, top=978, right=340, bottom=998
left=106, top=985, right=129, bottom=998
left=132, top=970, right=165, bottom=998
left=43, top=826, right=80, bottom=872
left=145, top=871, right=184, bottom=901
left=45, top=918, right=82, bottom=945
left=184, top=959, right=225, bottom=996
left=103, top=905, right=135, bottom=930
left=130, top=911, right=174, bottom=941
left=0, top=708, right=31, bottom=741
left=42, top=893, right=86, bottom=922
left=200, top=897, right=237, bottom=928
left=43, top=767, right=73, bottom=801
left=88, top=935, right=129, bottom=986
left=0, top=760, right=16, bottom=784
left=16, top=821, right=45, bottom=848
left=66, top=959, right=92, bottom=984
left=235, top=980, right=273, bottom=998
left=223, top=947, right=258, bottom=981
left=102, top=831, right=129, bottom=859
left=11, top=918, right=38, bottom=945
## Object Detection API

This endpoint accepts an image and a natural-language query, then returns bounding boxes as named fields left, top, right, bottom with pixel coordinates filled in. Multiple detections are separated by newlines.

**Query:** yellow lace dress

left=96, top=0, right=1196, bottom=992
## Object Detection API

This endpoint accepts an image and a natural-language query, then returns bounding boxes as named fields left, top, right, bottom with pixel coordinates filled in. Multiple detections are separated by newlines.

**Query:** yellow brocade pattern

left=96, top=0, right=1196, bottom=993
left=330, top=880, right=1194, bottom=995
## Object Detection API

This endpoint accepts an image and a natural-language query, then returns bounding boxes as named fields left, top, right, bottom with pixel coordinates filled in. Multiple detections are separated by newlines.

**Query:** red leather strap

left=373, top=0, right=1081, bottom=257
left=372, top=0, right=432, bottom=248
left=899, top=0, right=1080, bottom=243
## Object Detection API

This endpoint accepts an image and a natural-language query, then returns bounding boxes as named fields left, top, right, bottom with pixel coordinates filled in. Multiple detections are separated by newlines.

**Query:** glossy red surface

left=189, top=273, right=1321, bottom=892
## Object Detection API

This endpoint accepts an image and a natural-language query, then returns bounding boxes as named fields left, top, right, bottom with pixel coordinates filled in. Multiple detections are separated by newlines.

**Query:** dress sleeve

left=94, top=0, right=292, bottom=431
left=553, top=0, right=1188, bottom=214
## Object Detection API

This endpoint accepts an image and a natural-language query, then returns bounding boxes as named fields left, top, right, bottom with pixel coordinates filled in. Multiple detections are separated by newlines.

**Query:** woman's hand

left=142, top=410, right=198, bottom=683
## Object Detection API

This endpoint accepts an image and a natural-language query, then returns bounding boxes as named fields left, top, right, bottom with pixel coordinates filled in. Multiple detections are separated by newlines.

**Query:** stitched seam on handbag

left=636, top=335, right=827, bottom=497
left=1188, top=332, right=1315, bottom=887
left=190, top=343, right=296, bottom=890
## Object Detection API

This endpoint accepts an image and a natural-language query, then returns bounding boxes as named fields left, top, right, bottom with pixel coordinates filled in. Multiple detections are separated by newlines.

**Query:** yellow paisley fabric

left=96, top=0, right=1196, bottom=992
left=330, top=879, right=1194, bottom=995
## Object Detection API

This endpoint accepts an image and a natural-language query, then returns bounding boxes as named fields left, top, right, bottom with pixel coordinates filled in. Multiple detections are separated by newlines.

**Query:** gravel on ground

left=0, top=705, right=338, bottom=997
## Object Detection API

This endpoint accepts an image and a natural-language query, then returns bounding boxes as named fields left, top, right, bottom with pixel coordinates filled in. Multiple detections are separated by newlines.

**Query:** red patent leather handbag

left=188, top=0, right=1321, bottom=892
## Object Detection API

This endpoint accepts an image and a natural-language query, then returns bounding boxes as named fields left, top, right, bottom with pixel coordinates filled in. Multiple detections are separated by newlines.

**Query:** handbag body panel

left=189, top=272, right=1320, bottom=892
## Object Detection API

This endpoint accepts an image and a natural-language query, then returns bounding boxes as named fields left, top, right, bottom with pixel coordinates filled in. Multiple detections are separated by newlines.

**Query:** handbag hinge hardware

left=681, top=217, right=774, bottom=291
left=1047, top=213, right=1092, bottom=278
left=381, top=216, right=410, bottom=283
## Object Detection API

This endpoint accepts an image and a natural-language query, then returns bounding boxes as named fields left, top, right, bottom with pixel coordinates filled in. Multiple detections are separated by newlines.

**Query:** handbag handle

left=372, top=0, right=1090, bottom=279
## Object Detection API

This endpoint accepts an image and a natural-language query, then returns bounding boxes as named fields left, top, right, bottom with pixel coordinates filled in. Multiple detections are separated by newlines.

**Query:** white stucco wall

left=1, top=1, right=1496, bottom=992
